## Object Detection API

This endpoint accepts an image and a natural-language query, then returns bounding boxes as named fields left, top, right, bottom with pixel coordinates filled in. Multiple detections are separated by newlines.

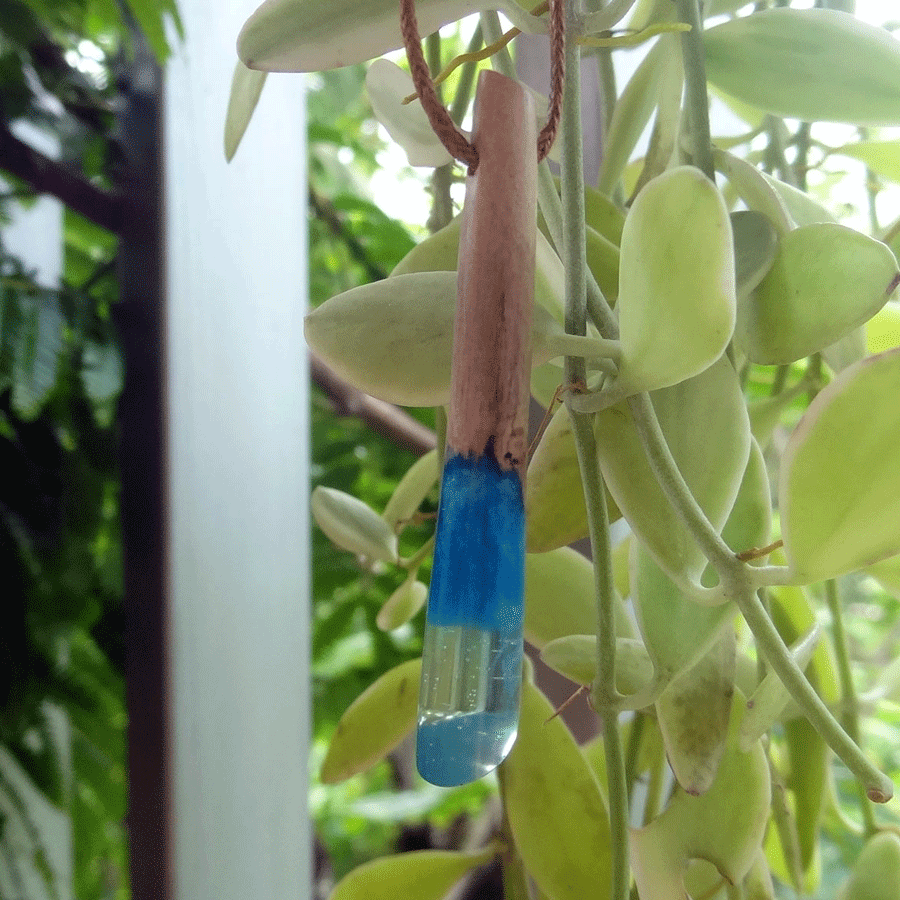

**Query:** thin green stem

left=739, top=587, right=893, bottom=803
left=826, top=579, right=879, bottom=835
left=429, top=164, right=454, bottom=233
left=674, top=0, right=713, bottom=181
left=624, top=389, right=893, bottom=801
left=597, top=44, right=616, bottom=135
left=624, top=711, right=645, bottom=800
left=771, top=364, right=791, bottom=397
left=763, top=115, right=797, bottom=187
left=480, top=9, right=619, bottom=340
left=642, top=747, right=664, bottom=826
left=557, top=11, right=629, bottom=898
left=627, top=392, right=735, bottom=572
left=713, top=148, right=793, bottom=236
left=766, top=744, right=805, bottom=892
left=449, top=25, right=483, bottom=125
left=497, top=764, right=534, bottom=900
left=401, top=534, right=436, bottom=570
left=826, top=581, right=859, bottom=743
left=794, top=121, right=811, bottom=190
left=426, top=30, right=442, bottom=82
left=859, top=127, right=881, bottom=236
left=425, top=35, right=455, bottom=237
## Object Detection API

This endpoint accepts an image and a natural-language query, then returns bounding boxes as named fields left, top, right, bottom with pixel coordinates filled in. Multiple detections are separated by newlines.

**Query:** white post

left=163, top=4, right=310, bottom=899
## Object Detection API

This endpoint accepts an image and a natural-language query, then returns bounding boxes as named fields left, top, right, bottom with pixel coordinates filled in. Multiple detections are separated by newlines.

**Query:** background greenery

left=3, top=1, right=900, bottom=899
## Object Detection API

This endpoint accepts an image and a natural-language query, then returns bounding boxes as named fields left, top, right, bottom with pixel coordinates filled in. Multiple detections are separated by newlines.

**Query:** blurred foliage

left=0, top=1, right=177, bottom=898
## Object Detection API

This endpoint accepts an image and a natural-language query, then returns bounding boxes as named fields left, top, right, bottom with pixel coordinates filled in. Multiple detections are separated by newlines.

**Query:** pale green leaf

left=224, top=62, right=268, bottom=162
left=304, top=272, right=566, bottom=407
left=631, top=694, right=770, bottom=900
left=366, top=60, right=455, bottom=168
left=329, top=848, right=497, bottom=900
left=655, top=629, right=736, bottom=795
left=736, top=223, right=899, bottom=365
left=311, top=486, right=398, bottom=563
left=382, top=450, right=439, bottom=530
left=238, top=0, right=545, bottom=73
left=781, top=348, right=900, bottom=582
left=320, top=659, right=421, bottom=782
left=595, top=355, right=750, bottom=584
left=12, top=291, right=63, bottom=420
left=704, top=9, right=900, bottom=126
left=832, top=140, right=900, bottom=184
left=502, top=682, right=612, bottom=900
left=615, top=166, right=736, bottom=396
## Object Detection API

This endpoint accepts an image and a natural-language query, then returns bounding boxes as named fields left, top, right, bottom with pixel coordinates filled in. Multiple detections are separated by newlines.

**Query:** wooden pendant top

left=447, top=70, right=538, bottom=475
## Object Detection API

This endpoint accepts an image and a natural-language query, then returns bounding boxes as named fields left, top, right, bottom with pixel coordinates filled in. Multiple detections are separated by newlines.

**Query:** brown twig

left=310, top=352, right=437, bottom=456
left=0, top=123, right=123, bottom=233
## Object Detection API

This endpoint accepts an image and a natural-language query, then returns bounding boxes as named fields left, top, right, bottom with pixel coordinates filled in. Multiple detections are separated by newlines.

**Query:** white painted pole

left=163, top=4, right=310, bottom=899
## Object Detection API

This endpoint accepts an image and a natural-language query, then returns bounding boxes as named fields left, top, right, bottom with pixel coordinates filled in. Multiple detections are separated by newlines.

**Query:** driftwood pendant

left=417, top=70, right=537, bottom=787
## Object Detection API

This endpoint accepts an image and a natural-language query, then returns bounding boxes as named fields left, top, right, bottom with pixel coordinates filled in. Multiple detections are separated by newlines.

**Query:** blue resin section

left=426, top=452, right=525, bottom=631
left=416, top=451, right=526, bottom=786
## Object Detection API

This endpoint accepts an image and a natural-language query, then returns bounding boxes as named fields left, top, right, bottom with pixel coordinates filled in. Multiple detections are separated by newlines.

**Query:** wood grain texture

left=447, top=70, right=537, bottom=474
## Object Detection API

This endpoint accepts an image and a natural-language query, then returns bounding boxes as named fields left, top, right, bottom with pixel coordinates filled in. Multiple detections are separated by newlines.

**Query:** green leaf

left=780, top=348, right=900, bottom=582
left=381, top=450, right=438, bottom=531
left=304, top=272, right=567, bottom=407
left=238, top=0, right=544, bottom=73
left=761, top=170, right=837, bottom=227
left=866, top=300, right=900, bottom=355
left=375, top=577, right=427, bottom=631
left=391, top=217, right=566, bottom=323
left=630, top=694, right=770, bottom=900
left=502, top=681, right=612, bottom=900
left=739, top=623, right=820, bottom=750
left=599, top=36, right=676, bottom=196
left=366, top=60, right=454, bottom=168
left=595, top=355, right=750, bottom=585
left=12, top=291, right=63, bottom=419
left=540, top=635, right=653, bottom=695
left=320, top=658, right=421, bottom=782
left=634, top=546, right=736, bottom=689
left=843, top=832, right=900, bottom=900
left=390, top=216, right=462, bottom=276
left=731, top=210, right=779, bottom=303
left=615, top=166, right=736, bottom=396
left=80, top=338, right=123, bottom=427
left=655, top=629, right=736, bottom=795
left=524, top=547, right=634, bottom=649
left=224, top=62, right=268, bottom=162
left=704, top=9, right=900, bottom=126
left=122, top=0, right=182, bottom=62
left=833, top=140, right=900, bottom=185
left=584, top=225, right=620, bottom=305
left=736, top=223, right=899, bottom=365
left=311, top=486, right=399, bottom=563
left=583, top=184, right=625, bottom=246
left=328, top=847, right=497, bottom=900
left=525, top=404, right=621, bottom=553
